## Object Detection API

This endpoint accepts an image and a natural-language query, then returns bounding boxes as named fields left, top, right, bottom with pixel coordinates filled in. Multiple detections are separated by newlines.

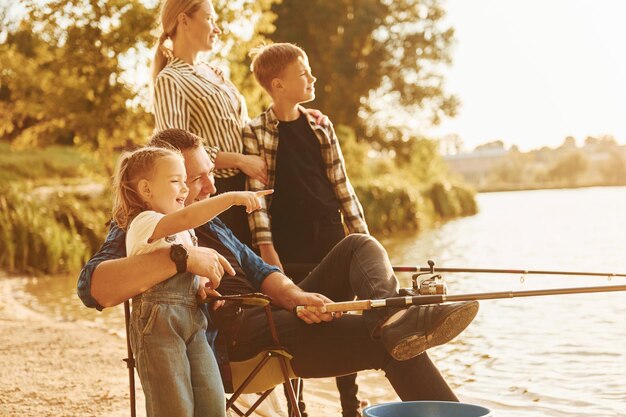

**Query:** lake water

left=16, top=186, right=626, bottom=416
left=379, top=186, right=626, bottom=417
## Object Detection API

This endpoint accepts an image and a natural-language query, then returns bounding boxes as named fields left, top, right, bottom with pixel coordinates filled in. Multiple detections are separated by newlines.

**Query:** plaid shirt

left=243, top=106, right=368, bottom=247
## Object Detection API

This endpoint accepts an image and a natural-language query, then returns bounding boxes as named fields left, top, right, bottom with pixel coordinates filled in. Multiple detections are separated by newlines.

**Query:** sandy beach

left=0, top=274, right=399, bottom=417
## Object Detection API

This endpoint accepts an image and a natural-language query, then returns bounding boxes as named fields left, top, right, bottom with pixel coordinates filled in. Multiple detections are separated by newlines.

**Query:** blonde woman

left=151, top=0, right=324, bottom=248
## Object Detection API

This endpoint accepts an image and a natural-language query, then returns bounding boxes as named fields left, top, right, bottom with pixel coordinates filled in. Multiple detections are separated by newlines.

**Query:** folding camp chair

left=122, top=293, right=302, bottom=417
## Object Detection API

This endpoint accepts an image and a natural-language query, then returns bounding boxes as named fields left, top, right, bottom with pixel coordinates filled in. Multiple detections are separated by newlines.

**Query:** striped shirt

left=243, top=105, right=369, bottom=247
left=153, top=57, right=249, bottom=178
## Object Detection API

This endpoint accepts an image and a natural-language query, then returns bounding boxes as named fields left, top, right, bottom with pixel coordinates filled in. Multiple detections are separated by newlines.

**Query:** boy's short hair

left=249, top=43, right=307, bottom=91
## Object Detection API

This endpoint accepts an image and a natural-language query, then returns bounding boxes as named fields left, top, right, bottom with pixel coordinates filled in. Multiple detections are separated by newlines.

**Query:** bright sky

left=429, top=0, right=626, bottom=152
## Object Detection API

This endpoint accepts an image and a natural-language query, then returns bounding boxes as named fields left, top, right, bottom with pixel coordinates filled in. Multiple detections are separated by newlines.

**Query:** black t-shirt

left=270, top=112, right=339, bottom=225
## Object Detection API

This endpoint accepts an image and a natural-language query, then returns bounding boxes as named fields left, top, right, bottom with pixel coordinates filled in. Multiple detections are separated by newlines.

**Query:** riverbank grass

left=0, top=142, right=478, bottom=273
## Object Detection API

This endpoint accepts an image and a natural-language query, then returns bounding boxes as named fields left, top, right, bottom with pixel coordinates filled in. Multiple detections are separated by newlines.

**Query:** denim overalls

left=129, top=229, right=225, bottom=417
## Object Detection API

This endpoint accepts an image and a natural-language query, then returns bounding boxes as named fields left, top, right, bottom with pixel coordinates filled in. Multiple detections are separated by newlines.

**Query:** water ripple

left=384, top=186, right=626, bottom=417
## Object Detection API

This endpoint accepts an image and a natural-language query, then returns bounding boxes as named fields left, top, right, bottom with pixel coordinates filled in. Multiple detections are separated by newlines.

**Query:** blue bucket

left=363, top=401, right=494, bottom=417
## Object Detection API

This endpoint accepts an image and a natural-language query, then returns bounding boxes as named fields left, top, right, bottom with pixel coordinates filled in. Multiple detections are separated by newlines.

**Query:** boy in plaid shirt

left=244, top=43, right=368, bottom=417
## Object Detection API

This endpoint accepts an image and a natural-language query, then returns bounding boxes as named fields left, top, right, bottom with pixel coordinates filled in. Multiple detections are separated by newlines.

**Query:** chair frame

left=122, top=293, right=302, bottom=417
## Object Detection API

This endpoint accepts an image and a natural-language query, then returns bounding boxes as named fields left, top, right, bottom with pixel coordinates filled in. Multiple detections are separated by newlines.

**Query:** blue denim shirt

left=77, top=217, right=279, bottom=311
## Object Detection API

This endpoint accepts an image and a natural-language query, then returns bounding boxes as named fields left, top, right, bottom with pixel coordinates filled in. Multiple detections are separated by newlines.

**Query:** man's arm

left=242, top=123, right=278, bottom=267
left=78, top=222, right=234, bottom=309
left=206, top=219, right=334, bottom=323
left=90, top=250, right=174, bottom=308
left=77, top=222, right=128, bottom=310
left=91, top=246, right=234, bottom=308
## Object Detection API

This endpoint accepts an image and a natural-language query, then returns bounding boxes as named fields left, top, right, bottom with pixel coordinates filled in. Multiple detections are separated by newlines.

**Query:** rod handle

left=295, top=300, right=372, bottom=314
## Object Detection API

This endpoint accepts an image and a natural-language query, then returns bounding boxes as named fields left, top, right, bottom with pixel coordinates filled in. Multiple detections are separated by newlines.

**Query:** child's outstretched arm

left=148, top=190, right=273, bottom=243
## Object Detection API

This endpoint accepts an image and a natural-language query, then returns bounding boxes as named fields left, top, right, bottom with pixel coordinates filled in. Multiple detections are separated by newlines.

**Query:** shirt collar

left=167, top=56, right=197, bottom=75
left=265, top=104, right=318, bottom=129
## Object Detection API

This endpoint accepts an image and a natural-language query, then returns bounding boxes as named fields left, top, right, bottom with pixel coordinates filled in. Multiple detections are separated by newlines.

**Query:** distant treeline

left=447, top=136, right=626, bottom=192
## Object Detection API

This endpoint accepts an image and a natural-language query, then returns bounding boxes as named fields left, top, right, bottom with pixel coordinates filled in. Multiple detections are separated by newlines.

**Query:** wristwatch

left=170, top=244, right=188, bottom=273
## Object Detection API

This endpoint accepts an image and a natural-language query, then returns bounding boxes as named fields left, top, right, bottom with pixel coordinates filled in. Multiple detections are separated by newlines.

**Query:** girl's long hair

left=151, top=0, right=206, bottom=84
left=112, top=146, right=183, bottom=230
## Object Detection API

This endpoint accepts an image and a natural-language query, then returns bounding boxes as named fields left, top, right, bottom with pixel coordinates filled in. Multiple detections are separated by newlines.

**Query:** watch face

left=171, top=244, right=187, bottom=260
left=171, top=244, right=187, bottom=273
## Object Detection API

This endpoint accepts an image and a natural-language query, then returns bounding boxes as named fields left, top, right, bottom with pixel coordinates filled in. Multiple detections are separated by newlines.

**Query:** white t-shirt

left=126, top=210, right=196, bottom=256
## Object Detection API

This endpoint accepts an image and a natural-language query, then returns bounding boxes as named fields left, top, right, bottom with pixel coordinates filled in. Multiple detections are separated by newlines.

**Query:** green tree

left=559, top=136, right=578, bottom=149
left=548, top=150, right=588, bottom=184
left=599, top=151, right=626, bottom=184
left=392, top=135, right=448, bottom=184
left=0, top=0, right=156, bottom=151
left=596, top=135, right=618, bottom=150
left=268, top=0, right=457, bottom=149
left=474, top=140, right=505, bottom=152
left=488, top=150, right=527, bottom=185
left=211, top=0, right=276, bottom=118
left=0, top=0, right=277, bottom=153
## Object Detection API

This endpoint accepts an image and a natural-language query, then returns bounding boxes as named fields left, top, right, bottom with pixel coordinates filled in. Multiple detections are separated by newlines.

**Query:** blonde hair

left=112, top=146, right=184, bottom=229
left=249, top=43, right=308, bottom=91
left=151, top=0, right=206, bottom=83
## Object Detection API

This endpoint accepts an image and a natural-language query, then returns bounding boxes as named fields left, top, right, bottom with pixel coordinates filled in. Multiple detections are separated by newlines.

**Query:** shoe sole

left=390, top=301, right=479, bottom=361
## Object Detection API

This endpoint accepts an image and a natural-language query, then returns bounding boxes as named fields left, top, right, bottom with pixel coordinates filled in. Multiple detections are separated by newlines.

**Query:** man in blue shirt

left=77, top=128, right=478, bottom=404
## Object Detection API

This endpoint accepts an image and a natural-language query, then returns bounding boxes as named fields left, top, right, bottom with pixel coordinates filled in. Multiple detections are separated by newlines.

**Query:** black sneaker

left=381, top=301, right=479, bottom=361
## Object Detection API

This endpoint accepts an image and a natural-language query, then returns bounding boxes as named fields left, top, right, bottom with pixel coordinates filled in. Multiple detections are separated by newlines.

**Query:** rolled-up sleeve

left=243, top=124, right=273, bottom=247
left=204, top=220, right=280, bottom=288
left=76, top=222, right=127, bottom=311
left=328, top=124, right=369, bottom=234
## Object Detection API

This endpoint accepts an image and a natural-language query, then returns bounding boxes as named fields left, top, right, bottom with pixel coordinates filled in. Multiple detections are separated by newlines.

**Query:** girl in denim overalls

left=111, top=146, right=269, bottom=417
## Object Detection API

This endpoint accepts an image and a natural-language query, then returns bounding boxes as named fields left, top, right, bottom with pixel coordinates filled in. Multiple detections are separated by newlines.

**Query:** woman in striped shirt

left=151, top=0, right=324, bottom=246
left=151, top=0, right=268, bottom=247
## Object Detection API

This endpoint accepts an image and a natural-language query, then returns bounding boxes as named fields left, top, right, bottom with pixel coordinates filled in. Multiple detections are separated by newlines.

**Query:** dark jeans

left=214, top=173, right=252, bottom=248
left=229, top=234, right=458, bottom=402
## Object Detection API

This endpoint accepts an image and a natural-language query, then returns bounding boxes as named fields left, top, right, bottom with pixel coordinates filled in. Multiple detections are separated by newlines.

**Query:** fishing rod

left=294, top=260, right=626, bottom=314
left=391, top=260, right=626, bottom=302
left=392, top=260, right=626, bottom=278
left=285, top=261, right=626, bottom=279
left=295, top=283, right=626, bottom=314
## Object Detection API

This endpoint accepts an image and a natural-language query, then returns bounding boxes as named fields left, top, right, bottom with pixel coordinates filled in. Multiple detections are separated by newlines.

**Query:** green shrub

left=429, top=181, right=461, bottom=218
left=0, top=184, right=108, bottom=274
left=355, top=180, right=423, bottom=234
left=48, top=190, right=110, bottom=255
left=453, top=184, right=478, bottom=216
left=355, top=179, right=477, bottom=234
left=0, top=143, right=106, bottom=183
left=428, top=181, right=478, bottom=220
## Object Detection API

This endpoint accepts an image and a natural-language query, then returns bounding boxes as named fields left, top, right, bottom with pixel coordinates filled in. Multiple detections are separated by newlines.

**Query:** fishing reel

left=399, top=260, right=448, bottom=296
